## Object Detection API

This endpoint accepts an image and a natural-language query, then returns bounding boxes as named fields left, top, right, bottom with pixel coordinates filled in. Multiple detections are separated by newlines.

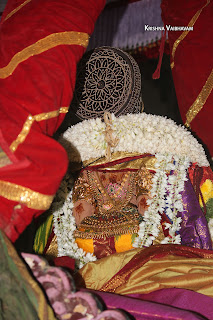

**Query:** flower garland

left=53, top=153, right=190, bottom=268
left=61, top=113, right=209, bottom=167
left=52, top=178, right=97, bottom=269
left=52, top=113, right=209, bottom=267
left=133, top=153, right=190, bottom=248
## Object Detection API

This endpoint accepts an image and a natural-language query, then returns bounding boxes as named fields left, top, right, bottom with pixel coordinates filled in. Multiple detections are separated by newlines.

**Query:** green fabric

left=0, top=231, right=57, bottom=320
left=0, top=231, right=39, bottom=320
left=205, top=198, right=213, bottom=222
left=33, top=213, right=53, bottom=254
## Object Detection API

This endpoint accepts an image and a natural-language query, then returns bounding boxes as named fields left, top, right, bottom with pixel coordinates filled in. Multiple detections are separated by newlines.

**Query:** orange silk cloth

left=0, top=0, right=105, bottom=241
left=161, top=0, right=213, bottom=157
left=77, top=244, right=213, bottom=298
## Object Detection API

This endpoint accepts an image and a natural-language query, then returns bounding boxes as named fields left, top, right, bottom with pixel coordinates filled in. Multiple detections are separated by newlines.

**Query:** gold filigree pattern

left=136, top=167, right=154, bottom=195
left=185, top=68, right=213, bottom=126
left=74, top=170, right=142, bottom=240
left=171, top=0, right=210, bottom=69
left=3, top=0, right=32, bottom=22
left=75, top=206, right=140, bottom=240
left=10, top=106, right=69, bottom=152
left=0, top=180, right=54, bottom=210
left=0, top=31, right=89, bottom=79
left=72, top=172, right=95, bottom=205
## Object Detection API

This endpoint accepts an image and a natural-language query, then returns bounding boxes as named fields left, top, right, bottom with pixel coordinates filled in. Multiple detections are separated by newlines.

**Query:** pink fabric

left=133, top=288, right=213, bottom=320
left=22, top=253, right=130, bottom=319
left=83, top=288, right=211, bottom=320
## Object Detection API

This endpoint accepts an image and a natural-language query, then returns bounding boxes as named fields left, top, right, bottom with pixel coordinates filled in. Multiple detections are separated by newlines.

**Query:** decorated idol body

left=40, top=47, right=213, bottom=272
left=54, top=112, right=213, bottom=268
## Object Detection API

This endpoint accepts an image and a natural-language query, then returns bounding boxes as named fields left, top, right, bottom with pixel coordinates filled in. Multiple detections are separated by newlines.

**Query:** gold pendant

left=102, top=202, right=114, bottom=211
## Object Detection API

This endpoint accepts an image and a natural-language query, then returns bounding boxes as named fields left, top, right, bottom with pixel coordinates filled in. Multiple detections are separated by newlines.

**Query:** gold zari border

left=171, top=0, right=210, bottom=69
left=0, top=180, right=54, bottom=210
left=10, top=106, right=69, bottom=152
left=0, top=31, right=89, bottom=79
left=3, top=0, right=32, bottom=22
left=185, top=68, right=213, bottom=127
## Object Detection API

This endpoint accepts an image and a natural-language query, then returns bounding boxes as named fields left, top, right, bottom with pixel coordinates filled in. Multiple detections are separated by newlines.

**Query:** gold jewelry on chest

left=87, top=170, right=136, bottom=214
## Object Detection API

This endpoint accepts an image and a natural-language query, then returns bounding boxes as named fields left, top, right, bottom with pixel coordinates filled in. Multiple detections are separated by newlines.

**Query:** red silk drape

left=161, top=0, right=213, bottom=158
left=0, top=0, right=105, bottom=241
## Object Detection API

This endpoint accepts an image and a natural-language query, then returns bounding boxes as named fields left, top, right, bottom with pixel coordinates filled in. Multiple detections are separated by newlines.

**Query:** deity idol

left=37, top=48, right=213, bottom=273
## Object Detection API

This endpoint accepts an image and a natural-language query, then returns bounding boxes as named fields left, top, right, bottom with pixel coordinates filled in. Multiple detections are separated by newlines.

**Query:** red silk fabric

left=0, top=0, right=105, bottom=241
left=161, top=0, right=213, bottom=157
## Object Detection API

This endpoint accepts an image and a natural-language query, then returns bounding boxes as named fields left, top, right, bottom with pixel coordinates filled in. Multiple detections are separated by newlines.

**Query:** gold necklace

left=87, top=170, right=136, bottom=214
left=74, top=170, right=140, bottom=240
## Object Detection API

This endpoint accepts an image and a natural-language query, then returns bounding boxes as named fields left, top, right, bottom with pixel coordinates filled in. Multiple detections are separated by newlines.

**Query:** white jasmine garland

left=52, top=113, right=209, bottom=267
left=132, top=153, right=190, bottom=248
left=61, top=113, right=209, bottom=167
left=53, top=153, right=190, bottom=267
left=53, top=189, right=97, bottom=269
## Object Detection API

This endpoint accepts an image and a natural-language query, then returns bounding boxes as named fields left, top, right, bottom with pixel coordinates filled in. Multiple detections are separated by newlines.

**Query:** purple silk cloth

left=83, top=288, right=209, bottom=320
left=178, top=177, right=212, bottom=249
left=131, top=288, right=213, bottom=320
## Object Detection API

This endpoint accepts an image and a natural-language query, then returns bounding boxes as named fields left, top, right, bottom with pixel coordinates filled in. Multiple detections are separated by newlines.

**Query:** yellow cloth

left=77, top=248, right=213, bottom=298
left=76, top=233, right=135, bottom=254
left=77, top=248, right=141, bottom=290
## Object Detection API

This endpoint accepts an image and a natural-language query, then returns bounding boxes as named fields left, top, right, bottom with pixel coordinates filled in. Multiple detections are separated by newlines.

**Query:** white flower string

left=53, top=184, right=97, bottom=269
left=53, top=153, right=190, bottom=268
left=61, top=113, right=209, bottom=167
left=162, top=156, right=190, bottom=244
left=52, top=113, right=209, bottom=268
left=133, top=154, right=190, bottom=248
